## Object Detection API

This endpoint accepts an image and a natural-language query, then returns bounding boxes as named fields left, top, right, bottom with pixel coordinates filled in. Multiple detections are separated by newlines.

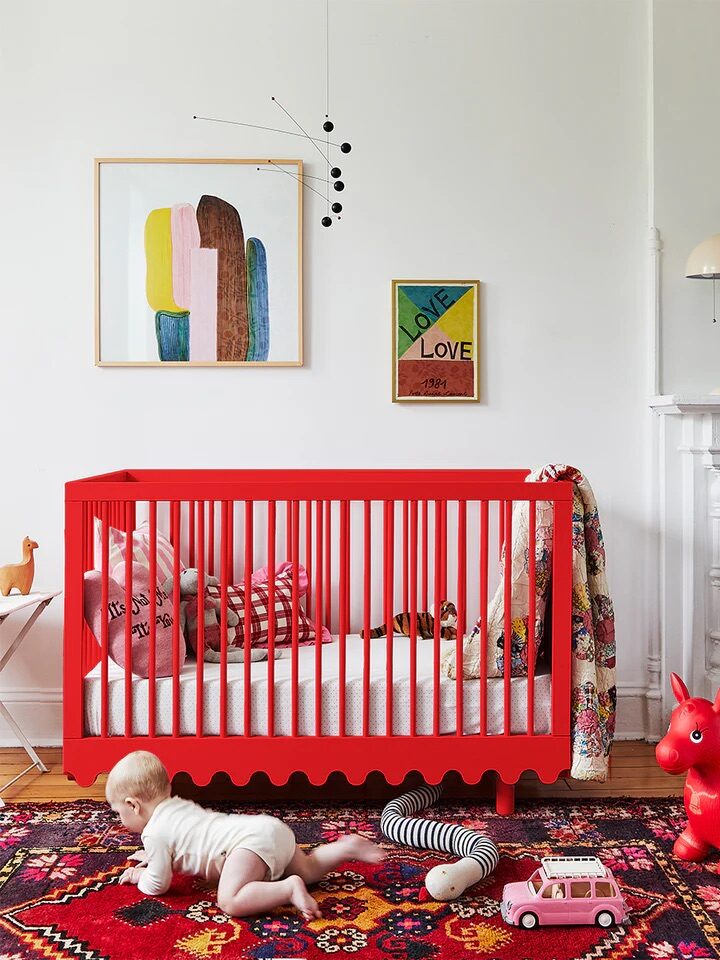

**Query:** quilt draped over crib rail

left=442, top=464, right=616, bottom=781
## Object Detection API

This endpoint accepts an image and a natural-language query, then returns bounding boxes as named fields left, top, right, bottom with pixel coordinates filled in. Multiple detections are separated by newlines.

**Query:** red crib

left=63, top=469, right=573, bottom=814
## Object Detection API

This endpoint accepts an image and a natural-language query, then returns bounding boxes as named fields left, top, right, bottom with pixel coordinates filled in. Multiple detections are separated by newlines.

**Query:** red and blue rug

left=0, top=797, right=718, bottom=959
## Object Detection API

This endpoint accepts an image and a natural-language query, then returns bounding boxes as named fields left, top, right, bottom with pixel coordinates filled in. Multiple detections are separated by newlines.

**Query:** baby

left=106, top=751, right=384, bottom=919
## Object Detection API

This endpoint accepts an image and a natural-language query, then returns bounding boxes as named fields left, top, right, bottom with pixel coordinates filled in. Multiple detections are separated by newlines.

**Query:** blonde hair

left=106, top=751, right=170, bottom=803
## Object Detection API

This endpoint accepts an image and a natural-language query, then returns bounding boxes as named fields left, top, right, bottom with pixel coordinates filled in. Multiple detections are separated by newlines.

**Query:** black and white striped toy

left=380, top=785, right=500, bottom=900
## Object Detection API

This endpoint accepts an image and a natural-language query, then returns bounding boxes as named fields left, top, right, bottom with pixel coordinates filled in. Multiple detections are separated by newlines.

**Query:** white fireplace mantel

left=649, top=394, right=720, bottom=715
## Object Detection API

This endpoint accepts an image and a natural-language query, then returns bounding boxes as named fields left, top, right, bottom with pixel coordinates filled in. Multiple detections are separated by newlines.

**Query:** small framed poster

left=392, top=280, right=480, bottom=401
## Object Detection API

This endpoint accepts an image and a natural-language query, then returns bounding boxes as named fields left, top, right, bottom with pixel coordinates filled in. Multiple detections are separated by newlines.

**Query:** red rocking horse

left=655, top=673, right=720, bottom=861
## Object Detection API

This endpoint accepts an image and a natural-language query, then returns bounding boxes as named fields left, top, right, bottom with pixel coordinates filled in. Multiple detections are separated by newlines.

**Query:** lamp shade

left=686, top=234, right=720, bottom=278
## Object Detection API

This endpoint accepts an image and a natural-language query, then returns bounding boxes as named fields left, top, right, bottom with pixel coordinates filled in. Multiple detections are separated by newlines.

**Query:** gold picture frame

left=392, top=279, right=480, bottom=402
left=95, top=158, right=303, bottom=367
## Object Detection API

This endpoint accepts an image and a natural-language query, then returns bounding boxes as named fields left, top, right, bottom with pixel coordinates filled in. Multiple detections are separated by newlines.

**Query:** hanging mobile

left=194, top=0, right=350, bottom=230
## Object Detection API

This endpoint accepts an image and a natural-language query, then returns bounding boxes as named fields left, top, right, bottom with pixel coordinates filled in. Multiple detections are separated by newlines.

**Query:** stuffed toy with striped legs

left=380, top=785, right=499, bottom=900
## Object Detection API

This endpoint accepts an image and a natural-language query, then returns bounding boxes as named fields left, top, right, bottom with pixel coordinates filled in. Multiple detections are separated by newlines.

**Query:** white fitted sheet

left=83, top=635, right=552, bottom=737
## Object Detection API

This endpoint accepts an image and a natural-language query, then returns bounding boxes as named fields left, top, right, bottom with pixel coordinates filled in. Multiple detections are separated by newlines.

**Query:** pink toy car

left=501, top=856, right=629, bottom=930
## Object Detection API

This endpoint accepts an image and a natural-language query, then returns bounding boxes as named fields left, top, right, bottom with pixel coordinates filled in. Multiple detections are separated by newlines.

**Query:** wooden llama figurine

left=0, top=537, right=38, bottom=596
left=656, top=673, right=720, bottom=861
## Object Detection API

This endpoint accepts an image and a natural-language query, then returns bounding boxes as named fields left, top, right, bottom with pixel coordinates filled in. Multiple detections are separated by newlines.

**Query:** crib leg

left=495, top=776, right=515, bottom=816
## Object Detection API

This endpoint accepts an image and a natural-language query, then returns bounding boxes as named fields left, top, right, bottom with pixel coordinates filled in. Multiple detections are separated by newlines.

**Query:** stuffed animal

left=161, top=569, right=239, bottom=640
left=656, top=673, right=720, bottom=861
left=361, top=600, right=458, bottom=641
left=381, top=785, right=499, bottom=900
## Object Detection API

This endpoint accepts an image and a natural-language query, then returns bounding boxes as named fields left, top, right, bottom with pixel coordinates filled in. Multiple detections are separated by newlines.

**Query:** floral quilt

left=442, top=464, right=616, bottom=780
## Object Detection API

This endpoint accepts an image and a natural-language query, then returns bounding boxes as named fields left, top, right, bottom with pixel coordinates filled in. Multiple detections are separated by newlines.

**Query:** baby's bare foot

left=335, top=834, right=386, bottom=864
left=289, top=875, right=322, bottom=920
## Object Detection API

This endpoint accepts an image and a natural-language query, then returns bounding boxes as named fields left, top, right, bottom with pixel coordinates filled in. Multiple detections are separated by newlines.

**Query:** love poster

left=392, top=280, right=479, bottom=401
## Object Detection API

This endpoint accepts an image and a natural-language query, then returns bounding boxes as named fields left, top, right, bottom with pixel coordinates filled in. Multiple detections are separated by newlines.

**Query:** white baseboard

left=0, top=684, right=654, bottom=748
left=615, top=683, right=653, bottom=741
left=0, top=688, right=62, bottom=747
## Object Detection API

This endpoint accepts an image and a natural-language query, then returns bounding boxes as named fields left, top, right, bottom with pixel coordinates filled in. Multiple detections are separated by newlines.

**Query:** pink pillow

left=83, top=561, right=184, bottom=677
left=93, top=519, right=183, bottom=585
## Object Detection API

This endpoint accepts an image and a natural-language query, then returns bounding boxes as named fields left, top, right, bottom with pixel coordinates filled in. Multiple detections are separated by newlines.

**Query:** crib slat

left=503, top=500, right=513, bottom=736
left=362, top=500, right=371, bottom=737
left=480, top=500, right=489, bottom=736
left=305, top=500, right=312, bottom=619
left=339, top=500, right=349, bottom=737
left=527, top=498, right=537, bottom=737
left=227, top=501, right=235, bottom=583
left=402, top=500, right=409, bottom=612
left=552, top=498, right=573, bottom=737
left=100, top=503, right=109, bottom=739
left=189, top=501, right=196, bottom=567
left=124, top=502, right=133, bottom=738
left=220, top=501, right=229, bottom=738
left=421, top=500, right=429, bottom=611
left=286, top=500, right=292, bottom=558
left=148, top=501, right=157, bottom=739
left=291, top=500, right=300, bottom=737
left=170, top=500, right=177, bottom=554
left=456, top=499, right=466, bottom=736
left=244, top=501, right=254, bottom=737
left=268, top=501, right=276, bottom=737
left=208, top=501, right=215, bottom=577
left=433, top=500, right=441, bottom=737
left=324, top=500, right=332, bottom=631
left=172, top=501, right=181, bottom=737
left=409, top=499, right=418, bottom=737
left=440, top=500, right=448, bottom=600
left=345, top=502, right=351, bottom=630
left=196, top=501, right=205, bottom=737
left=385, top=500, right=394, bottom=736
left=314, top=500, right=323, bottom=738
left=498, top=498, right=505, bottom=563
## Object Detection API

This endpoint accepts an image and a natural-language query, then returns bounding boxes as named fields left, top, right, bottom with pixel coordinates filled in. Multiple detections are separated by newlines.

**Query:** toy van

left=500, top=856, right=629, bottom=930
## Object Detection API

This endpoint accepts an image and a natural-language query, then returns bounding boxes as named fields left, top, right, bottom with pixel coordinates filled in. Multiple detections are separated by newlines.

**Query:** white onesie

left=137, top=796, right=296, bottom=896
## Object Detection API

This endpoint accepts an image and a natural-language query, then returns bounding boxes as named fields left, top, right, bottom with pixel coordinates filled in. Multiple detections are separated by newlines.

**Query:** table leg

left=0, top=596, right=56, bottom=802
left=0, top=701, right=48, bottom=774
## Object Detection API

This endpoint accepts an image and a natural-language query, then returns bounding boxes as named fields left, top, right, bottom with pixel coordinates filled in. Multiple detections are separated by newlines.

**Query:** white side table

left=0, top=591, right=61, bottom=805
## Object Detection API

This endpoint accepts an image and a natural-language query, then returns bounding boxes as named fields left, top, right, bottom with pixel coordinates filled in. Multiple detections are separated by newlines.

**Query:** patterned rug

left=0, top=797, right=718, bottom=959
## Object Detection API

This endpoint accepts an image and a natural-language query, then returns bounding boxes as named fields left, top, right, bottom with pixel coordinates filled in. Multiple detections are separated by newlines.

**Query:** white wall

left=654, top=0, right=720, bottom=394
left=0, top=0, right=650, bottom=744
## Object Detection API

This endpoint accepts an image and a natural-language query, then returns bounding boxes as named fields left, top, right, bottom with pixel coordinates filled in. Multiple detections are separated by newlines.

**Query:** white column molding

left=644, top=225, right=663, bottom=740
left=706, top=469, right=720, bottom=693
left=651, top=395, right=720, bottom=711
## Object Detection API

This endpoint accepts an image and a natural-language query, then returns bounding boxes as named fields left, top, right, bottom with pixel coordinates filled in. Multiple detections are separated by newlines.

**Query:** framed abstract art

left=392, top=279, right=480, bottom=401
left=95, top=158, right=303, bottom=366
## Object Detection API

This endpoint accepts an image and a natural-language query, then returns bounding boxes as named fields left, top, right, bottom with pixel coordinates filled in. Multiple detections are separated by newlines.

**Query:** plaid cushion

left=203, top=569, right=316, bottom=653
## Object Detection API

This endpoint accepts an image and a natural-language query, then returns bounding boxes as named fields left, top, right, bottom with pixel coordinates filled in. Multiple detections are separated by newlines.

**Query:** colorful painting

left=392, top=280, right=479, bottom=401
left=96, top=159, right=302, bottom=366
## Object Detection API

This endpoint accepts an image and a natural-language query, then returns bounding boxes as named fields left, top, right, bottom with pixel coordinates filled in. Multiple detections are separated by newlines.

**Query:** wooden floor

left=0, top=742, right=683, bottom=805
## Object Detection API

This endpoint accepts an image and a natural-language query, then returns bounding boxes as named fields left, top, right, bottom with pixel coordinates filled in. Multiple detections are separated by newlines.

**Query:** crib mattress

left=83, top=635, right=552, bottom=737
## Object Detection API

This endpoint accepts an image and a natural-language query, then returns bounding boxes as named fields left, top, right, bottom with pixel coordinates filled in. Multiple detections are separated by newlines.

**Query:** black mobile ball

left=321, top=216, right=332, bottom=227
left=323, top=120, right=334, bottom=132
left=333, top=180, right=345, bottom=192
left=330, top=167, right=342, bottom=178
left=331, top=202, right=342, bottom=213
left=340, top=142, right=352, bottom=153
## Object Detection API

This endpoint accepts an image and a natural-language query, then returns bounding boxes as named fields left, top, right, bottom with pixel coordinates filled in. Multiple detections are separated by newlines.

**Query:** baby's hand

left=119, top=866, right=146, bottom=885
left=128, top=850, right=149, bottom=866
